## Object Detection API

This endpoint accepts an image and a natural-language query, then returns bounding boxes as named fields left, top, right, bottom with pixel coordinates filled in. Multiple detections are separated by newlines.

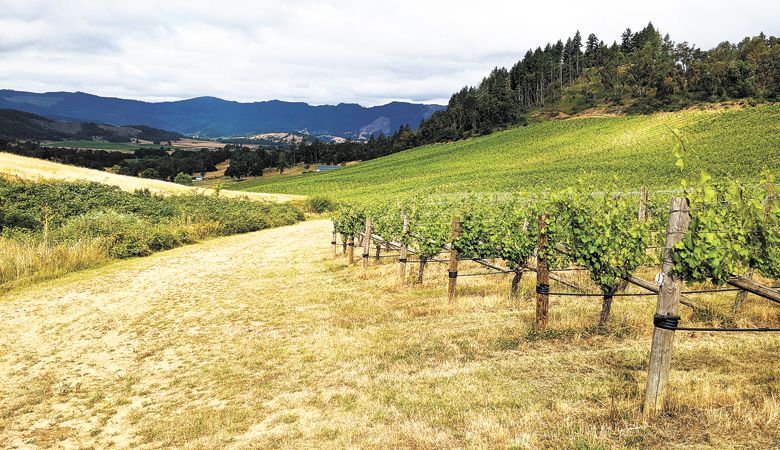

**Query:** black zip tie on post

left=448, top=271, right=458, bottom=279
left=398, top=258, right=407, bottom=263
left=536, top=284, right=550, bottom=295
left=653, top=314, right=680, bottom=329
left=653, top=313, right=780, bottom=332
left=331, top=241, right=337, bottom=245
left=362, top=253, right=369, bottom=258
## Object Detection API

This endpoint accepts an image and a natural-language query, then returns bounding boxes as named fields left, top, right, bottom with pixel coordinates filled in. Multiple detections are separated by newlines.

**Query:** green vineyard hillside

left=233, top=104, right=780, bottom=200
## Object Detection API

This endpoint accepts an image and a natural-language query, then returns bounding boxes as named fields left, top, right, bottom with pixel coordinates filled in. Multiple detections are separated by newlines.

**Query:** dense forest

left=295, top=24, right=780, bottom=164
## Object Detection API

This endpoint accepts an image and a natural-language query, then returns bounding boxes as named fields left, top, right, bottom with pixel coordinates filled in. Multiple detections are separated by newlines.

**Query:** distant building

left=192, top=175, right=205, bottom=181
left=316, top=165, right=341, bottom=172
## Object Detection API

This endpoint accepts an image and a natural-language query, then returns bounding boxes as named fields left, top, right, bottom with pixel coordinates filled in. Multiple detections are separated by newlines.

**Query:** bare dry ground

left=0, top=152, right=303, bottom=202
left=1, top=219, right=779, bottom=449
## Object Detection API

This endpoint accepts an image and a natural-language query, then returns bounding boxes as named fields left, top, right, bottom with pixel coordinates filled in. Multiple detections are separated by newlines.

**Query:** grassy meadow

left=232, top=104, right=780, bottom=201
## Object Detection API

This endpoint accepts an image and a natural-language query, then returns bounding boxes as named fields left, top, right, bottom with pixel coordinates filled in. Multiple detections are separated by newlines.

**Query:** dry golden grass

left=0, top=152, right=303, bottom=202
left=0, top=236, right=111, bottom=290
left=0, top=219, right=778, bottom=448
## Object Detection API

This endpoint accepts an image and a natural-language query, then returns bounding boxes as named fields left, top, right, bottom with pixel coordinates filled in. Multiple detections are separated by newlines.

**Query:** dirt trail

left=0, top=219, right=332, bottom=449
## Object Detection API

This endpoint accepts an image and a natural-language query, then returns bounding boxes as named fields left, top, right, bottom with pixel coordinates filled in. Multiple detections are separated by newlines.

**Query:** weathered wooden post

left=375, top=242, right=381, bottom=260
left=347, top=235, right=355, bottom=265
left=361, top=219, right=373, bottom=275
left=398, top=214, right=409, bottom=288
left=535, top=214, right=550, bottom=331
left=638, top=186, right=648, bottom=222
left=448, top=216, right=461, bottom=302
left=643, top=197, right=690, bottom=420
left=332, top=229, right=338, bottom=256
left=342, top=234, right=347, bottom=255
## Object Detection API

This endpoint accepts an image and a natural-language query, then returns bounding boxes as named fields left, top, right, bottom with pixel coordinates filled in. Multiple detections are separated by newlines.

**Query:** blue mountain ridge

left=0, top=90, right=445, bottom=139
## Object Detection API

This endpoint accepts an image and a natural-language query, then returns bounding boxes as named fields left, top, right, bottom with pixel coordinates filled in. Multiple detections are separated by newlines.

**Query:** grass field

left=44, top=140, right=174, bottom=152
left=1, top=220, right=778, bottom=448
left=232, top=104, right=780, bottom=201
left=0, top=152, right=303, bottom=202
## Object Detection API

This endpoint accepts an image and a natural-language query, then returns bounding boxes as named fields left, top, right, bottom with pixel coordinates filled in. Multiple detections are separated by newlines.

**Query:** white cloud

left=0, top=0, right=778, bottom=105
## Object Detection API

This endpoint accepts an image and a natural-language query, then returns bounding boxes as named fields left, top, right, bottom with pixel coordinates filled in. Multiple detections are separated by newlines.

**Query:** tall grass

left=0, top=235, right=110, bottom=290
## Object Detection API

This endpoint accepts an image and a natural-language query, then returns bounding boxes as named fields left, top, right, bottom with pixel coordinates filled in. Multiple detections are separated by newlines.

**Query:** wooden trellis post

left=398, top=214, right=409, bottom=288
left=535, top=214, right=550, bottom=331
left=332, top=230, right=338, bottom=256
left=448, top=216, right=461, bottom=302
left=643, top=197, right=690, bottom=420
left=361, top=219, right=373, bottom=275
left=347, top=235, right=355, bottom=265
left=375, top=242, right=381, bottom=260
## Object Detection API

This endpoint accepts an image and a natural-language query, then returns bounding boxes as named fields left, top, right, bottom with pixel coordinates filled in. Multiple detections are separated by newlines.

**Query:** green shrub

left=1, top=176, right=304, bottom=264
left=174, top=172, right=193, bottom=186
left=304, top=195, right=335, bottom=213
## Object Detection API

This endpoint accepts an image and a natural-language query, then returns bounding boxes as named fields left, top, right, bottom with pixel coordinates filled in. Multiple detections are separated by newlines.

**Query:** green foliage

left=344, top=178, right=777, bottom=290
left=140, top=167, right=161, bottom=179
left=333, top=205, right=365, bottom=236
left=454, top=195, right=536, bottom=269
left=174, top=172, right=193, bottom=186
left=672, top=173, right=779, bottom=283
left=554, top=191, right=650, bottom=294
left=304, top=195, right=335, bottom=213
left=0, top=176, right=304, bottom=260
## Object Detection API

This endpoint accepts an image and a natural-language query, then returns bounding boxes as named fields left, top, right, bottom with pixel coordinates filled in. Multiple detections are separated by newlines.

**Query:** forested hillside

left=280, top=24, right=779, bottom=165
left=418, top=23, right=780, bottom=141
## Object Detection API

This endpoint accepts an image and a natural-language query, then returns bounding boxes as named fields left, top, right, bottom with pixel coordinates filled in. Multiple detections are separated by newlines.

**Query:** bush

left=174, top=172, right=193, bottom=186
left=304, top=196, right=336, bottom=213
left=0, top=176, right=305, bottom=284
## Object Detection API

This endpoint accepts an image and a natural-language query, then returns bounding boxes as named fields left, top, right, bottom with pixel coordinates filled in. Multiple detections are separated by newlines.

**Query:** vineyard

left=233, top=104, right=780, bottom=201
left=332, top=175, right=779, bottom=417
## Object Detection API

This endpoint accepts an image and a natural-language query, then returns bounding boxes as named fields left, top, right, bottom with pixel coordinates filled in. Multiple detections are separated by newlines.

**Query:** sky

left=1, top=0, right=778, bottom=106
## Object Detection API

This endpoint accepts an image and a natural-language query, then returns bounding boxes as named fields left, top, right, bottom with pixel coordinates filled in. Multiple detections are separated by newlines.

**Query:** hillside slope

left=0, top=152, right=302, bottom=202
left=0, top=90, right=445, bottom=138
left=233, top=104, right=780, bottom=200
left=0, top=109, right=182, bottom=142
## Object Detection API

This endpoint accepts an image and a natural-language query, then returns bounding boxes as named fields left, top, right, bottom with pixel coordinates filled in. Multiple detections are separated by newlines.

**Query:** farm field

left=1, top=219, right=778, bottom=448
left=232, top=104, right=780, bottom=201
left=0, top=152, right=303, bottom=202
left=43, top=140, right=174, bottom=152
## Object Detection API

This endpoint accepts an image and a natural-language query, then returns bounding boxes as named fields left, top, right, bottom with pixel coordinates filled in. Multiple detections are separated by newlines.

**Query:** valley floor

left=1, top=220, right=778, bottom=448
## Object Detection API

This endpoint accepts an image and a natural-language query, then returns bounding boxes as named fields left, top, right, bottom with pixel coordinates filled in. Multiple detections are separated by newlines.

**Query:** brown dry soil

left=1, top=219, right=779, bottom=449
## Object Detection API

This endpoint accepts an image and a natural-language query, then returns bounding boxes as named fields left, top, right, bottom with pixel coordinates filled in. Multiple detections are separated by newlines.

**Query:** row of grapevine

left=330, top=176, right=779, bottom=419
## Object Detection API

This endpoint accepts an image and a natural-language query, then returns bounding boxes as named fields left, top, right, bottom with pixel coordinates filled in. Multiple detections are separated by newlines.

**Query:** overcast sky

left=1, top=0, right=778, bottom=106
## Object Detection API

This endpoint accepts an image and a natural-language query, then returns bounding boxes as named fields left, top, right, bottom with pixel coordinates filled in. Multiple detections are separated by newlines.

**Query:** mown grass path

left=1, top=219, right=778, bottom=448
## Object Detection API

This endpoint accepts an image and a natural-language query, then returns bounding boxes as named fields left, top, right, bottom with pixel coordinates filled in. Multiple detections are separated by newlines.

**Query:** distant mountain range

left=0, top=90, right=445, bottom=139
left=0, top=109, right=182, bottom=142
